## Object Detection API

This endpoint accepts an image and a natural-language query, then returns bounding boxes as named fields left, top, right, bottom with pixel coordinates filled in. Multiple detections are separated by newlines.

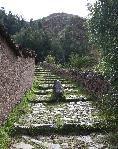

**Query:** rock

left=62, top=143, right=69, bottom=148
left=53, top=80, right=63, bottom=94
left=44, top=142, right=61, bottom=149
left=12, top=142, right=34, bottom=149
left=30, top=139, right=43, bottom=144
left=52, top=80, right=65, bottom=102
left=50, top=144, right=61, bottom=149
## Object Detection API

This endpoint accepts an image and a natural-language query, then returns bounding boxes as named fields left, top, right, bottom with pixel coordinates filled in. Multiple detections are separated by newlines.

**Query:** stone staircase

left=11, top=66, right=112, bottom=149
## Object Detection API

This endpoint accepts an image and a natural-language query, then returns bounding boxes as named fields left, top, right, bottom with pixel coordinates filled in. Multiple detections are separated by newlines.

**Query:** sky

left=0, top=0, right=96, bottom=21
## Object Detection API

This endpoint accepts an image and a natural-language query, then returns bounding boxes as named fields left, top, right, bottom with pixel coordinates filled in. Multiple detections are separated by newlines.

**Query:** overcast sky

left=0, top=0, right=96, bottom=21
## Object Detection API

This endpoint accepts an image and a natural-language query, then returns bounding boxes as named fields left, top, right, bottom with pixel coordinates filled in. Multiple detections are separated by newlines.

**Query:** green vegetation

left=0, top=9, right=92, bottom=64
left=13, top=27, right=51, bottom=62
left=45, top=55, right=56, bottom=64
left=0, top=7, right=27, bottom=35
left=68, top=53, right=97, bottom=70
left=88, top=0, right=118, bottom=120
left=0, top=89, right=35, bottom=149
left=0, top=1, right=118, bottom=146
left=88, top=0, right=118, bottom=79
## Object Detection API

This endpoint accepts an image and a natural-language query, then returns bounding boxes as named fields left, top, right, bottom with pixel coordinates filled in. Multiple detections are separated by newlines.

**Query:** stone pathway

left=10, top=66, right=115, bottom=149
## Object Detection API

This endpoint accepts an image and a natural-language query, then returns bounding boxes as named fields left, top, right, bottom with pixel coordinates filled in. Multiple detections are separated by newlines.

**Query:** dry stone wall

left=41, top=62, right=110, bottom=97
left=0, top=35, right=35, bottom=124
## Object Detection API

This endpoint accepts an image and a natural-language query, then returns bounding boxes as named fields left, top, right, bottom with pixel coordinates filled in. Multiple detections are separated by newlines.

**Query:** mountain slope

left=39, top=13, right=89, bottom=61
left=41, top=13, right=86, bottom=35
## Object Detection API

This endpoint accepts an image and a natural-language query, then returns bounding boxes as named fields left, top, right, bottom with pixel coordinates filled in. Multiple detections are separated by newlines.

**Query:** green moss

left=0, top=128, right=10, bottom=149
left=0, top=89, right=36, bottom=149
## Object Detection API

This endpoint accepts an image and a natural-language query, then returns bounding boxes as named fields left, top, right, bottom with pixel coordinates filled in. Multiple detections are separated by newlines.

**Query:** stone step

left=11, top=66, right=116, bottom=149
left=11, top=133, right=111, bottom=149
left=35, top=94, right=51, bottom=101
left=35, top=75, right=57, bottom=78
left=35, top=72, right=51, bottom=75
left=38, top=84, right=75, bottom=87
left=35, top=70, right=50, bottom=72
left=11, top=142, right=34, bottom=149
left=39, top=81, right=71, bottom=85
left=40, top=79, right=68, bottom=81
left=34, top=72, right=51, bottom=75
left=44, top=76, right=62, bottom=79
left=28, top=97, right=90, bottom=104
left=35, top=68, right=42, bottom=70
left=33, top=89, right=80, bottom=96
left=64, top=88, right=79, bottom=93
left=35, top=69, right=50, bottom=72
left=15, top=101, right=99, bottom=132
left=35, top=71, right=48, bottom=73
left=33, top=90, right=52, bottom=95
left=30, top=89, right=87, bottom=102
left=44, top=74, right=60, bottom=77
left=65, top=94, right=86, bottom=99
left=37, top=85, right=77, bottom=90
left=13, top=122, right=109, bottom=136
left=33, top=88, right=85, bottom=98
left=37, top=85, right=52, bottom=90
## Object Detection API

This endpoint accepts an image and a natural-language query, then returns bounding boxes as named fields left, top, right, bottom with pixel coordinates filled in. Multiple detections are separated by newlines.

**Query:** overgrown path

left=10, top=66, right=115, bottom=149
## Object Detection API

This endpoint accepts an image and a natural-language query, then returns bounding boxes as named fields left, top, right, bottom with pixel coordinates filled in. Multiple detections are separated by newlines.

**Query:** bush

left=45, top=55, right=56, bottom=64
left=69, top=53, right=96, bottom=70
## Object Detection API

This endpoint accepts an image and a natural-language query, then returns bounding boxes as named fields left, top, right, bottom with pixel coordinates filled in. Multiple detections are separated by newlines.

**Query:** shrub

left=45, top=55, right=56, bottom=64
left=69, top=53, right=96, bottom=70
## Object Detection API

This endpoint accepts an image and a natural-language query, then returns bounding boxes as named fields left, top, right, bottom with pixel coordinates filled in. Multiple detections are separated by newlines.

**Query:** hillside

left=41, top=13, right=86, bottom=35
left=39, top=13, right=89, bottom=61
left=0, top=8, right=90, bottom=62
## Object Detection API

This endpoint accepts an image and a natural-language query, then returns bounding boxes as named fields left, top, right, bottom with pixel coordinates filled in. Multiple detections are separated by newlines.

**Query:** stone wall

left=41, top=62, right=110, bottom=96
left=0, top=35, right=35, bottom=124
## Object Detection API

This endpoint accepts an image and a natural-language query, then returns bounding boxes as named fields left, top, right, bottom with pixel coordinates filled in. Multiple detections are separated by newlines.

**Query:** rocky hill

left=41, top=13, right=86, bottom=36
left=39, top=13, right=89, bottom=61
left=0, top=9, right=90, bottom=62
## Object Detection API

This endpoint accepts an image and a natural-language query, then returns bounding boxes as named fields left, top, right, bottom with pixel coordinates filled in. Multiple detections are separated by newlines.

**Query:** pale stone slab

left=12, top=142, right=34, bottom=149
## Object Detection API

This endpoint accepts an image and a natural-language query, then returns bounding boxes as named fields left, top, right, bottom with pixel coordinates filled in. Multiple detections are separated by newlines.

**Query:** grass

left=0, top=74, right=42, bottom=149
left=0, top=89, right=36, bottom=149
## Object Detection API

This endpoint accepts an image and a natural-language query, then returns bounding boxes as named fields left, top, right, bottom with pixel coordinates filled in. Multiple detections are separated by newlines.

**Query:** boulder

left=53, top=80, right=63, bottom=94
left=52, top=80, right=65, bottom=101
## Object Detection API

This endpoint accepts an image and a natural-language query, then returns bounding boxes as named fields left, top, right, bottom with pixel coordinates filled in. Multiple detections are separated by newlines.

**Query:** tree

left=69, top=53, right=96, bottom=70
left=0, top=7, right=27, bottom=35
left=13, top=27, right=51, bottom=62
left=50, top=37, right=64, bottom=63
left=59, top=26, right=89, bottom=62
left=88, top=0, right=118, bottom=120
left=88, top=0, right=118, bottom=80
